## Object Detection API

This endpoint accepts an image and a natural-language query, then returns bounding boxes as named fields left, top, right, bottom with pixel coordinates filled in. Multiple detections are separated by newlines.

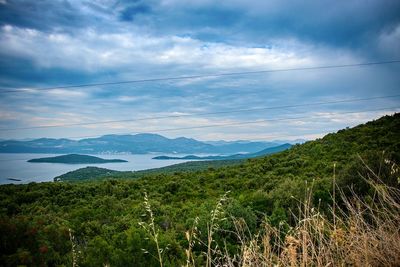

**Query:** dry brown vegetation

left=142, top=169, right=400, bottom=267
left=223, top=181, right=399, bottom=266
left=218, top=182, right=400, bottom=267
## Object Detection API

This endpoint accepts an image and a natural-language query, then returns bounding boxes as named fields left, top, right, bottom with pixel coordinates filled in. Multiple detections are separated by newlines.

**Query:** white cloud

left=0, top=110, right=19, bottom=120
left=378, top=24, right=400, bottom=58
left=10, top=87, right=88, bottom=99
left=0, top=24, right=358, bottom=75
left=1, top=9, right=398, bottom=142
left=44, top=89, right=87, bottom=98
left=116, top=96, right=143, bottom=102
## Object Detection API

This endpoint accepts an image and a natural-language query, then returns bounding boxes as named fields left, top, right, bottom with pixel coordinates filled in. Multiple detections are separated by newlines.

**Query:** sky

left=0, top=0, right=399, bottom=141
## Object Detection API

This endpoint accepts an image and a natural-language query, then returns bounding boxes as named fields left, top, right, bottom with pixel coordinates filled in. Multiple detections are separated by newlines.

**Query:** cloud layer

left=0, top=0, right=399, bottom=140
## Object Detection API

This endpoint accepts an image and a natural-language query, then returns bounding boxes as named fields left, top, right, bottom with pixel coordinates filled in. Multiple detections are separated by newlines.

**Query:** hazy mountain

left=153, top=143, right=292, bottom=160
left=0, top=133, right=284, bottom=154
left=204, top=140, right=282, bottom=153
left=75, top=134, right=216, bottom=154
left=272, top=139, right=307, bottom=144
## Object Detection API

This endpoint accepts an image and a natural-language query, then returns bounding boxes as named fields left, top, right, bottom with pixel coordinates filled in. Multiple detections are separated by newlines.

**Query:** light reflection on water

left=0, top=153, right=199, bottom=184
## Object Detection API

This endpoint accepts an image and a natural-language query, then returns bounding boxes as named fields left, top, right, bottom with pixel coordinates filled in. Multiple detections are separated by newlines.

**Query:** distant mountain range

left=0, top=133, right=303, bottom=154
left=153, top=143, right=292, bottom=160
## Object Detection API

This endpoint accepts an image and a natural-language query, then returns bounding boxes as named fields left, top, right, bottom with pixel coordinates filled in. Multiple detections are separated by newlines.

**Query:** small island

left=7, top=178, right=22, bottom=181
left=28, top=154, right=128, bottom=164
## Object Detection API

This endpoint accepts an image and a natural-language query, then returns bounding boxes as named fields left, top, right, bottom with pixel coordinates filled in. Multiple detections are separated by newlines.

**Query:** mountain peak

left=0, top=133, right=287, bottom=154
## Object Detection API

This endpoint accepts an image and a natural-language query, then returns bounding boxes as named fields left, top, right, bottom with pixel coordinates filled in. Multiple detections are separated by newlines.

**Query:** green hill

left=53, top=166, right=123, bottom=181
left=55, top=158, right=244, bottom=182
left=27, top=154, right=128, bottom=164
left=0, top=113, right=399, bottom=266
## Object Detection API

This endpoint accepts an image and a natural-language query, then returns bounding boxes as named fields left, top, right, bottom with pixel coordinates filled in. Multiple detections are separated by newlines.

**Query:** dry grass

left=69, top=228, right=81, bottom=267
left=139, top=192, right=168, bottom=267
left=217, top=181, right=400, bottom=267
left=141, top=167, right=400, bottom=267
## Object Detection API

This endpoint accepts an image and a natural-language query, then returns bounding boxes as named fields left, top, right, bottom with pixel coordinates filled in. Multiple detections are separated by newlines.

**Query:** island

left=27, top=154, right=128, bottom=164
left=7, top=178, right=22, bottom=181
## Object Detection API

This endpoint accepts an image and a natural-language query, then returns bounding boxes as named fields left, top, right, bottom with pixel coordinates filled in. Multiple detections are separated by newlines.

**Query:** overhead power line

left=0, top=129, right=335, bottom=163
left=0, top=106, right=398, bottom=141
left=0, top=107, right=398, bottom=163
left=1, top=60, right=399, bottom=94
left=123, top=106, right=399, bottom=133
left=1, top=94, right=399, bottom=131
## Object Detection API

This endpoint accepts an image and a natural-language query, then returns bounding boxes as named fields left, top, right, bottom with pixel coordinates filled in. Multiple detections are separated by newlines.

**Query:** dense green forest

left=0, top=113, right=399, bottom=266
left=55, top=159, right=244, bottom=182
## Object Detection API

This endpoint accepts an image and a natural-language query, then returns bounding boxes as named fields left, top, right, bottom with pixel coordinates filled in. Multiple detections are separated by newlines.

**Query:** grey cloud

left=2, top=0, right=399, bottom=52
left=0, top=0, right=88, bottom=32
left=0, top=0, right=399, bottom=140
left=107, top=0, right=400, bottom=51
left=119, top=2, right=152, bottom=21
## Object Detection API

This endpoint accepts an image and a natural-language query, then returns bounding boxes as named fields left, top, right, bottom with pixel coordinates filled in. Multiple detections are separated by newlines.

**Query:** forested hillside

left=55, top=159, right=244, bottom=182
left=0, top=113, right=399, bottom=266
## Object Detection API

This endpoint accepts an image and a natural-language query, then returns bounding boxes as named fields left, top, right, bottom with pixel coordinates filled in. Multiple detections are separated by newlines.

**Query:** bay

left=0, top=153, right=199, bottom=184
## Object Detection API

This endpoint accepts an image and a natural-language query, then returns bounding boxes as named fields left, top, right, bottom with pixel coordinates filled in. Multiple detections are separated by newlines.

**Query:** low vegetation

left=0, top=113, right=399, bottom=266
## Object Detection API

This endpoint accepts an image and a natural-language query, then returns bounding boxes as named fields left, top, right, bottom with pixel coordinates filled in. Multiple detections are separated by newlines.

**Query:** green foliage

left=56, top=159, right=244, bottom=182
left=0, top=113, right=399, bottom=266
left=54, top=166, right=122, bottom=182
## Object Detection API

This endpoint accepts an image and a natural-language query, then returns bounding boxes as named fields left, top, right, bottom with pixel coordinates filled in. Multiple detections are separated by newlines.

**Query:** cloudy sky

left=0, top=0, right=399, bottom=141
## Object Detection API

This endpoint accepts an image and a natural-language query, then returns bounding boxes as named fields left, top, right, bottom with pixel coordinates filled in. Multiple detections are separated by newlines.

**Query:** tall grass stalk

left=185, top=216, right=199, bottom=267
left=69, top=228, right=79, bottom=267
left=206, top=191, right=229, bottom=267
left=139, top=192, right=164, bottom=267
left=140, top=163, right=399, bottom=266
left=223, top=179, right=400, bottom=266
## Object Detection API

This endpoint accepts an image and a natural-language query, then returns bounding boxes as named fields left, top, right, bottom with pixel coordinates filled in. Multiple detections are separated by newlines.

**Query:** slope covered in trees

left=55, top=159, right=244, bottom=182
left=0, top=113, right=399, bottom=266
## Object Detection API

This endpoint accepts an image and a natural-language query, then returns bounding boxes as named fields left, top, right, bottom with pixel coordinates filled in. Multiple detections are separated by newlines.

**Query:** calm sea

left=0, top=153, right=197, bottom=184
